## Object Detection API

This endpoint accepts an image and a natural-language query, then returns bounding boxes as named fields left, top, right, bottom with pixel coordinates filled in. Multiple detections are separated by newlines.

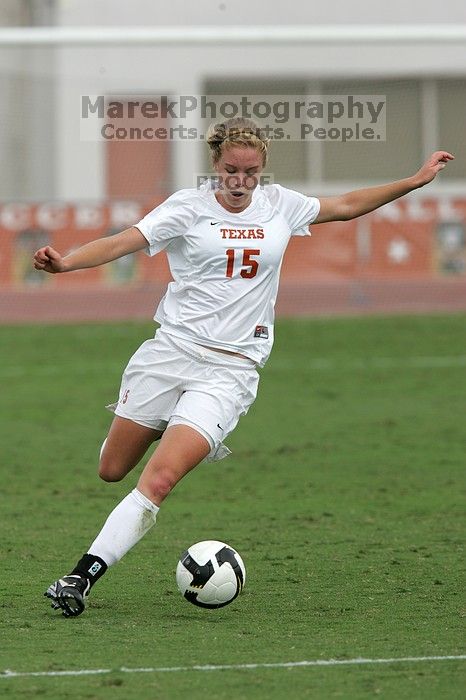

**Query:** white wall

left=55, top=0, right=466, bottom=27
left=0, top=0, right=56, bottom=199
left=2, top=0, right=466, bottom=200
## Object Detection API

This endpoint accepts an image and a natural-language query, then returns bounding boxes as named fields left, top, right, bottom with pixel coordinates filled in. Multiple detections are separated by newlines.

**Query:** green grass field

left=1, top=314, right=465, bottom=699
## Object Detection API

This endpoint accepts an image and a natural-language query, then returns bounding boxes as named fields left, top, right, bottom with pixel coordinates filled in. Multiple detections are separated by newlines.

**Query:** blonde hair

left=206, top=117, right=270, bottom=166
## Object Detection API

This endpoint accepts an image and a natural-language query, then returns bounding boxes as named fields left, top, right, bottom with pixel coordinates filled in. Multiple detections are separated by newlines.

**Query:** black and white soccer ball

left=176, top=540, right=246, bottom=609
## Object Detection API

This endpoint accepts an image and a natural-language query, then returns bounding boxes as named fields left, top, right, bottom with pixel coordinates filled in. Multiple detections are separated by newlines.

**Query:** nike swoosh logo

left=210, top=221, right=221, bottom=225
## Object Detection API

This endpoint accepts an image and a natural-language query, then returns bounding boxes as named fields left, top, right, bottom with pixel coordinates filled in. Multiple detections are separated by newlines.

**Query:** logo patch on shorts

left=254, top=325, right=269, bottom=339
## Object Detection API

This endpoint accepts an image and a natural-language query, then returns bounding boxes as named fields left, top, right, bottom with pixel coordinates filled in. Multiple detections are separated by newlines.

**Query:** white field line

left=2, top=356, right=466, bottom=380
left=1, top=655, right=465, bottom=679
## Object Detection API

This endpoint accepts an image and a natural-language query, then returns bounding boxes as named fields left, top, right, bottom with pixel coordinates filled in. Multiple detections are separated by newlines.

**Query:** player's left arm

left=314, top=151, right=454, bottom=224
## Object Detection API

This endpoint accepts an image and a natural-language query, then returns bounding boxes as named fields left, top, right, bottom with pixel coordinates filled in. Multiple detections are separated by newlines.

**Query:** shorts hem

left=167, top=415, right=232, bottom=463
left=111, top=405, right=169, bottom=432
left=108, top=406, right=231, bottom=463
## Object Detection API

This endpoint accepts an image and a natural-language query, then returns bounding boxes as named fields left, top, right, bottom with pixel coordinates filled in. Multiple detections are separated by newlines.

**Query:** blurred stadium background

left=0, top=0, right=465, bottom=322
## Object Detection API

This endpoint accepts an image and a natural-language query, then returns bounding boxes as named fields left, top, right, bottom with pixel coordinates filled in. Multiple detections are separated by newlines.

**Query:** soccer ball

left=176, top=540, right=246, bottom=609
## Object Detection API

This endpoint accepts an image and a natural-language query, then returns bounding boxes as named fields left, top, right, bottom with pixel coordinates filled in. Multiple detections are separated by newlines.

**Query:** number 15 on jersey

left=225, top=249, right=260, bottom=279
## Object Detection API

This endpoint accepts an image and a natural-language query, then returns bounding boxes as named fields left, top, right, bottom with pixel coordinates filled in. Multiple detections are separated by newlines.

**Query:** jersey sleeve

left=134, top=189, right=196, bottom=256
left=273, top=184, right=321, bottom=237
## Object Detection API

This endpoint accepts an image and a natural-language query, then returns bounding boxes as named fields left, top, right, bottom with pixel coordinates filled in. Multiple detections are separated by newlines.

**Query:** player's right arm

left=33, top=226, right=148, bottom=274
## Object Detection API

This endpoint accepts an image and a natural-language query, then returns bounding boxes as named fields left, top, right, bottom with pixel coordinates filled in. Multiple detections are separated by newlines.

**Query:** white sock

left=87, top=488, right=159, bottom=567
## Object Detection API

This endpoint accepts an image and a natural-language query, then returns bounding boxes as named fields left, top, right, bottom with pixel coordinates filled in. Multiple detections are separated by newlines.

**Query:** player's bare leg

left=98, top=415, right=163, bottom=482
left=45, top=423, right=211, bottom=616
left=136, top=424, right=211, bottom=505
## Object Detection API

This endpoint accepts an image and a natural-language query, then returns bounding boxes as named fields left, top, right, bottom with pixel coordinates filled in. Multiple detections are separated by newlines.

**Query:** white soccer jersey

left=135, top=181, right=320, bottom=367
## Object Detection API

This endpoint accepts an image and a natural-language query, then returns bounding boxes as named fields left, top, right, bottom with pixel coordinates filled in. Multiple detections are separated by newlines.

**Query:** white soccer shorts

left=108, top=329, right=259, bottom=462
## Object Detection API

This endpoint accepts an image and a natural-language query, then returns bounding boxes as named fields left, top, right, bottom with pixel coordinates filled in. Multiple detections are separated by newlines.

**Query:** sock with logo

left=70, top=488, right=159, bottom=586
left=70, top=553, right=108, bottom=586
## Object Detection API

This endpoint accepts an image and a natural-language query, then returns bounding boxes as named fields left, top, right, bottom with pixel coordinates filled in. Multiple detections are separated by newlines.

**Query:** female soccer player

left=33, top=117, right=453, bottom=617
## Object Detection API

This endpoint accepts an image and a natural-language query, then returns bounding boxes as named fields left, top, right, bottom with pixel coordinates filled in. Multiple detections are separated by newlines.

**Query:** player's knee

left=140, top=470, right=177, bottom=503
left=98, top=438, right=125, bottom=482
left=98, top=455, right=125, bottom=482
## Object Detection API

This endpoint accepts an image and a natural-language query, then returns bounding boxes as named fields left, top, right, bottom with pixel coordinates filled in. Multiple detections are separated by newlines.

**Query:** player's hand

left=33, top=246, right=67, bottom=273
left=413, top=151, right=454, bottom=187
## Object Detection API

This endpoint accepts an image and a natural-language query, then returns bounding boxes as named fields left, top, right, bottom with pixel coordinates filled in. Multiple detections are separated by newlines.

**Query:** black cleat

left=44, top=575, right=90, bottom=618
